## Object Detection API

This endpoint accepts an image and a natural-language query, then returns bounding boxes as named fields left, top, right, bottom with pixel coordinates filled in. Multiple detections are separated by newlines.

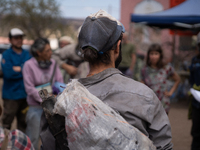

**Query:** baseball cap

left=197, top=32, right=200, bottom=44
left=9, top=28, right=25, bottom=37
left=78, top=10, right=125, bottom=53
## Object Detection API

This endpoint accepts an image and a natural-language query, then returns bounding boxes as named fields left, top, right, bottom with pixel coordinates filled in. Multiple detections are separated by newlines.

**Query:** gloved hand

left=53, top=82, right=66, bottom=95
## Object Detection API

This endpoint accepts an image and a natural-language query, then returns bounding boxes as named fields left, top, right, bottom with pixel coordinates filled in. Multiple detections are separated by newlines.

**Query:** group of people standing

left=0, top=9, right=199, bottom=150
left=1, top=29, right=64, bottom=150
left=0, top=28, right=87, bottom=150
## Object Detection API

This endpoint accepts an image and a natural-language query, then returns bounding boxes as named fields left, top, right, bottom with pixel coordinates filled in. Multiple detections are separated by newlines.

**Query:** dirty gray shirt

left=78, top=68, right=173, bottom=150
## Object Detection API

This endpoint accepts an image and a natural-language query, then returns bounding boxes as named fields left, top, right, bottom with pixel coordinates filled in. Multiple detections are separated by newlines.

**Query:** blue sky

left=57, top=0, right=121, bottom=20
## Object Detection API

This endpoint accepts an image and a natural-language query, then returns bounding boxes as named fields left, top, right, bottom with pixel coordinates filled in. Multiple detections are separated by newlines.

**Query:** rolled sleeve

left=53, top=63, right=64, bottom=84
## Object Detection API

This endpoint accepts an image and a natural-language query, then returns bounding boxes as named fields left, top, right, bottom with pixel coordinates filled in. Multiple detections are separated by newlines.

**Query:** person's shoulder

left=24, top=57, right=34, bottom=67
left=50, top=58, right=59, bottom=67
left=165, top=63, right=172, bottom=67
left=22, top=49, right=29, bottom=54
left=192, top=55, right=200, bottom=62
left=22, top=49, right=32, bottom=57
left=163, top=63, right=174, bottom=71
left=2, top=47, right=12, bottom=56
left=109, top=74, right=155, bottom=100
left=61, top=43, right=77, bottom=51
left=141, top=65, right=148, bottom=71
left=50, top=58, right=56, bottom=64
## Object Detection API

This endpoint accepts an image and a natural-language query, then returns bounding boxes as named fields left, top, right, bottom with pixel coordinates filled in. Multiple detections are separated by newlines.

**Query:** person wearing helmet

left=40, top=10, right=173, bottom=150
left=1, top=28, right=31, bottom=133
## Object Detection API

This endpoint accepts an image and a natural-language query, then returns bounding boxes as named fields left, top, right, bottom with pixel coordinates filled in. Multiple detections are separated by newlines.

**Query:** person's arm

left=125, top=45, right=136, bottom=77
left=53, top=63, right=64, bottom=83
left=22, top=62, right=42, bottom=103
left=129, top=53, right=136, bottom=72
left=165, top=72, right=180, bottom=97
left=61, top=63, right=77, bottom=76
left=148, top=92, right=173, bottom=150
left=1, top=53, right=23, bottom=79
left=52, top=45, right=78, bottom=76
left=52, top=53, right=77, bottom=76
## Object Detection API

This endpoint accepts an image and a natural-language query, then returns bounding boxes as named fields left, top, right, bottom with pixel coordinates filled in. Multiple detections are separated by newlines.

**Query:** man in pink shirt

left=22, top=38, right=63, bottom=150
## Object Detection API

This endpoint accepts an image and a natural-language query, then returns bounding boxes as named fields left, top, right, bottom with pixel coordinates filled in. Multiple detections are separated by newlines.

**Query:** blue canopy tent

left=131, top=0, right=200, bottom=31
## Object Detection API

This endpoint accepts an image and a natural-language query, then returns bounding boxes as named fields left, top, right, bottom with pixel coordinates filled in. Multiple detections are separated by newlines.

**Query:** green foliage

left=0, top=0, right=66, bottom=39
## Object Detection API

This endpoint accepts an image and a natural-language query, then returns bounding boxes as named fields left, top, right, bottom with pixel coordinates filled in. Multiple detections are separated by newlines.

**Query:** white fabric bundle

left=53, top=79, right=156, bottom=150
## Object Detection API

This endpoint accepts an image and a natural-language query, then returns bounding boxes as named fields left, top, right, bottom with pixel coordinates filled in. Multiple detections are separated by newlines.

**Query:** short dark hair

left=146, top=43, right=164, bottom=69
left=30, top=38, right=50, bottom=57
left=8, top=32, right=12, bottom=39
left=82, top=33, right=123, bottom=65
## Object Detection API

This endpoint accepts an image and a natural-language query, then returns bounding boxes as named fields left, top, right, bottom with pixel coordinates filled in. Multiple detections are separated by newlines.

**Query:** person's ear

left=114, top=40, right=121, bottom=54
left=9, top=38, right=12, bottom=43
left=36, top=51, right=41, bottom=57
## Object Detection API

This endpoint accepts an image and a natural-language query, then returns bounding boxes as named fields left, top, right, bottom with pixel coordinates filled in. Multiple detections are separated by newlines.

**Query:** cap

left=59, top=36, right=74, bottom=44
left=78, top=10, right=125, bottom=53
left=197, top=32, right=200, bottom=44
left=9, top=28, right=25, bottom=37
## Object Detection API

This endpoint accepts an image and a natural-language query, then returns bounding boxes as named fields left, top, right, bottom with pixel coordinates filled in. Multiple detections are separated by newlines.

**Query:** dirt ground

left=0, top=79, right=192, bottom=149
left=169, top=100, right=192, bottom=150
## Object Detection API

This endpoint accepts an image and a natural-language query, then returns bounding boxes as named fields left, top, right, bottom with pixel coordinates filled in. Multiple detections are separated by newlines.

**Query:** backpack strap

left=50, top=62, right=57, bottom=85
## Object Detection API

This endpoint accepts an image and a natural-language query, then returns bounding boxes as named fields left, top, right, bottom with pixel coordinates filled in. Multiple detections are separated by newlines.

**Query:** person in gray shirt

left=52, top=43, right=89, bottom=81
left=40, top=10, right=173, bottom=150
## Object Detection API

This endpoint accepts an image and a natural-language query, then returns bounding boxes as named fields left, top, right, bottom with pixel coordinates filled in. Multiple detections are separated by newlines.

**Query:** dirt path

left=169, top=100, right=192, bottom=150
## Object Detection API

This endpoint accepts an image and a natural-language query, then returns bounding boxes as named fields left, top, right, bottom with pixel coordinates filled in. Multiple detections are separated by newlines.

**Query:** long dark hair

left=146, top=43, right=164, bottom=69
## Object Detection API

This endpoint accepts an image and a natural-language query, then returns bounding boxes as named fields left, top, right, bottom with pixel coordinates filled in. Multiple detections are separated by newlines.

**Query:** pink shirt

left=23, top=57, right=63, bottom=106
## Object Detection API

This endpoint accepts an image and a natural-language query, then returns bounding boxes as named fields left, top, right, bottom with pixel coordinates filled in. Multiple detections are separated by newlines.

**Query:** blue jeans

left=26, top=106, right=43, bottom=150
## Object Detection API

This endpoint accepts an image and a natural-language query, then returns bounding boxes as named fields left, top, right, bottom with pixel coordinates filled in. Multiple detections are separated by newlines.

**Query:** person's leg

left=26, top=106, right=43, bottom=150
left=2, top=99, right=19, bottom=130
left=16, top=99, right=28, bottom=133
left=191, top=106, right=200, bottom=150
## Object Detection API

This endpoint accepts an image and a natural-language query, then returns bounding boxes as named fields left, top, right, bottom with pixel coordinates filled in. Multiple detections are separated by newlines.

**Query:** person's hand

left=67, top=65, right=77, bottom=76
left=13, top=66, right=21, bottom=72
left=164, top=91, right=173, bottom=97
